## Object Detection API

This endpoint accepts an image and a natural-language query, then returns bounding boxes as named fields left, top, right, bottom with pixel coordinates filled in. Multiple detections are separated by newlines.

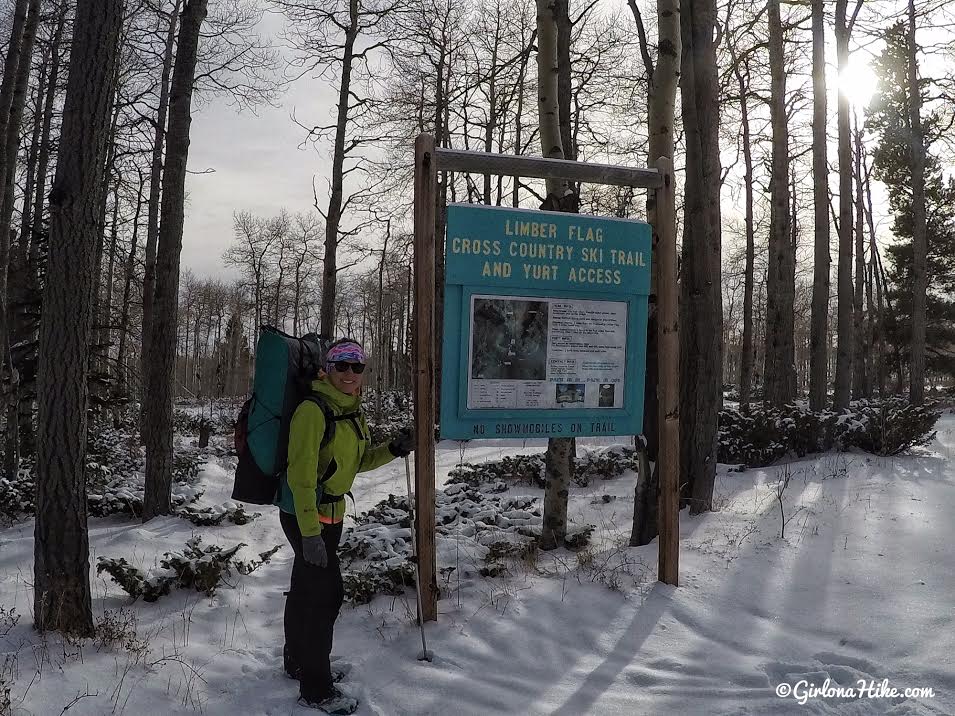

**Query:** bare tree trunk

left=141, top=0, right=181, bottom=429
left=629, top=0, right=680, bottom=544
left=0, top=0, right=30, bottom=211
left=764, top=0, right=796, bottom=407
left=851, top=121, right=869, bottom=398
left=18, top=40, right=48, bottom=258
left=143, top=0, right=208, bottom=520
left=906, top=0, right=927, bottom=405
left=863, top=163, right=886, bottom=397
left=555, top=0, right=575, bottom=164
left=809, top=0, right=830, bottom=411
left=34, top=0, right=123, bottom=636
left=680, top=0, right=722, bottom=514
left=536, top=0, right=574, bottom=551
left=101, top=182, right=121, bottom=378
left=376, top=221, right=390, bottom=417
left=833, top=0, right=854, bottom=410
left=117, top=171, right=146, bottom=395
left=738, top=63, right=755, bottom=411
left=29, top=7, right=65, bottom=267
left=0, top=0, right=40, bottom=387
left=319, top=0, right=359, bottom=337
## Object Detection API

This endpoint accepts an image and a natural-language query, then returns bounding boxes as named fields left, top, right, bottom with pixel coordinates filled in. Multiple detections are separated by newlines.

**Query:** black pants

left=280, top=510, right=345, bottom=702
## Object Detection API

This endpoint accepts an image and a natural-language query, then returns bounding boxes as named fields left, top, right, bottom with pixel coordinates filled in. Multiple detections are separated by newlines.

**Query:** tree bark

left=141, top=0, right=181, bottom=429
left=319, top=0, right=359, bottom=337
left=863, top=164, right=886, bottom=396
left=143, top=0, right=208, bottom=520
left=737, top=61, right=755, bottom=411
left=809, top=0, right=830, bottom=411
left=34, top=0, right=124, bottom=636
left=852, top=121, right=868, bottom=398
left=17, top=36, right=48, bottom=261
left=679, top=0, right=722, bottom=514
left=29, top=6, right=65, bottom=269
left=629, top=0, right=680, bottom=544
left=0, top=0, right=40, bottom=386
left=833, top=0, right=854, bottom=410
left=535, top=0, right=576, bottom=550
left=0, top=0, right=30, bottom=206
left=906, top=0, right=927, bottom=405
left=117, top=171, right=146, bottom=394
left=764, top=0, right=796, bottom=407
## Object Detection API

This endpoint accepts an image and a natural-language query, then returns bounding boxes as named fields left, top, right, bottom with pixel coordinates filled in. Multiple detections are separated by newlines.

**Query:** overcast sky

left=181, top=11, right=335, bottom=280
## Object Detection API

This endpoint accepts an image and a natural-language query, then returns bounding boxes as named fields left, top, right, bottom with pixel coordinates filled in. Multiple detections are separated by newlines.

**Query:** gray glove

left=302, top=534, right=328, bottom=568
left=389, top=427, right=415, bottom=457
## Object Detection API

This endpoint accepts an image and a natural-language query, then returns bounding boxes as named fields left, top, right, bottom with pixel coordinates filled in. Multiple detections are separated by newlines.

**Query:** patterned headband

left=325, top=341, right=367, bottom=367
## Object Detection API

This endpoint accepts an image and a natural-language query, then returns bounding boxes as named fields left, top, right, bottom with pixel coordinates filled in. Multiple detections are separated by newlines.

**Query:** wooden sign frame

left=413, top=134, right=679, bottom=622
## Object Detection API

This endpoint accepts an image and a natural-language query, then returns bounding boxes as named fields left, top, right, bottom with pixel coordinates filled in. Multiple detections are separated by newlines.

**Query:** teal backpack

left=231, top=328, right=355, bottom=505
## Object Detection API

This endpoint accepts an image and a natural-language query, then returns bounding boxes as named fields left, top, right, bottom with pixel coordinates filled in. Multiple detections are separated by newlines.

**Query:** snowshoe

left=298, top=686, right=358, bottom=715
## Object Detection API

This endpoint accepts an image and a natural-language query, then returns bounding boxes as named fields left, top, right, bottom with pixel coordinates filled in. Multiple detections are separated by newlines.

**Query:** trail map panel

left=467, top=295, right=627, bottom=410
left=440, top=204, right=651, bottom=440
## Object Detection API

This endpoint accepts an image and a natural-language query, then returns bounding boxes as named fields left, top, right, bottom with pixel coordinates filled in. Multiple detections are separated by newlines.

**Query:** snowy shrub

left=173, top=407, right=238, bottom=436
left=719, top=399, right=941, bottom=467
left=837, top=399, right=940, bottom=456
left=97, top=538, right=282, bottom=603
left=447, top=447, right=636, bottom=490
left=448, top=454, right=545, bottom=489
left=176, top=502, right=259, bottom=526
left=343, top=564, right=416, bottom=605
left=339, top=484, right=544, bottom=603
left=0, top=463, right=34, bottom=521
left=1, top=446, right=204, bottom=522
left=574, top=447, right=639, bottom=486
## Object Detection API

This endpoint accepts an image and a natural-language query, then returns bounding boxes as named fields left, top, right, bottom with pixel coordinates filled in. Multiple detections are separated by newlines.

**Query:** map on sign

left=466, top=295, right=627, bottom=410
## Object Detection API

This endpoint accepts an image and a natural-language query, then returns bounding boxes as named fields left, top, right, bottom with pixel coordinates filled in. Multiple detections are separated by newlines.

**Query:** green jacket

left=276, top=378, right=395, bottom=537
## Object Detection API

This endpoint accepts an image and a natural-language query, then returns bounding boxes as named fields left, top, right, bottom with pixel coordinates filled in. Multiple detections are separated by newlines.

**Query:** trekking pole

left=404, top=454, right=432, bottom=661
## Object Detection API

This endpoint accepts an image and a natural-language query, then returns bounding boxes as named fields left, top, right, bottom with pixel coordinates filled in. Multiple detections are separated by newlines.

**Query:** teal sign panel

left=440, top=203, right=652, bottom=440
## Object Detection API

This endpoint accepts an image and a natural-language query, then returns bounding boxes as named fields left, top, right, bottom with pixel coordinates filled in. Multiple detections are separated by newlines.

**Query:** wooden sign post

left=654, top=157, right=679, bottom=587
left=412, top=134, right=439, bottom=622
left=412, top=135, right=680, bottom=623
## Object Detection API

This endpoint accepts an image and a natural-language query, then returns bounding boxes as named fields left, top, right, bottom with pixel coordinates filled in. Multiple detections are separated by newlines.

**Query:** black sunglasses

left=331, top=361, right=366, bottom=374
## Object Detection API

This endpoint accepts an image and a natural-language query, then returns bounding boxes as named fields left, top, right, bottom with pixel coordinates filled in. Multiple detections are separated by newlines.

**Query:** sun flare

left=838, top=56, right=878, bottom=109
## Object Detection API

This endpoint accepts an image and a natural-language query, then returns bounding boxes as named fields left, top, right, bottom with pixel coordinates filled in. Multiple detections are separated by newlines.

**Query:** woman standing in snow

left=277, top=338, right=414, bottom=714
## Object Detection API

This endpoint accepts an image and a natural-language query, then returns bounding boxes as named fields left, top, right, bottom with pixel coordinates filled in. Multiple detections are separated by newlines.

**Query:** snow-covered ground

left=2, top=417, right=954, bottom=715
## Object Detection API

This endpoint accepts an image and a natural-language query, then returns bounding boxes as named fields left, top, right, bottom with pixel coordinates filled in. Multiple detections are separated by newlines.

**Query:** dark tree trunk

left=320, top=0, right=359, bottom=337
left=764, top=0, right=796, bottom=407
left=851, top=123, right=869, bottom=398
left=863, top=164, right=886, bottom=397
left=555, top=0, right=576, bottom=164
left=141, top=0, right=181, bottom=429
left=679, top=0, right=722, bottom=514
left=906, top=0, right=928, bottom=405
left=29, top=7, right=65, bottom=268
left=0, top=0, right=40, bottom=392
left=34, top=0, right=124, bottom=636
left=737, top=62, right=755, bottom=411
left=143, top=0, right=208, bottom=520
left=833, top=0, right=853, bottom=410
left=809, top=0, right=830, bottom=410
left=117, top=171, right=146, bottom=395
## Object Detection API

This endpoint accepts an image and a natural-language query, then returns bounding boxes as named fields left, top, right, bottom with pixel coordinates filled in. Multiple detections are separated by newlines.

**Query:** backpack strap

left=300, top=393, right=366, bottom=502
